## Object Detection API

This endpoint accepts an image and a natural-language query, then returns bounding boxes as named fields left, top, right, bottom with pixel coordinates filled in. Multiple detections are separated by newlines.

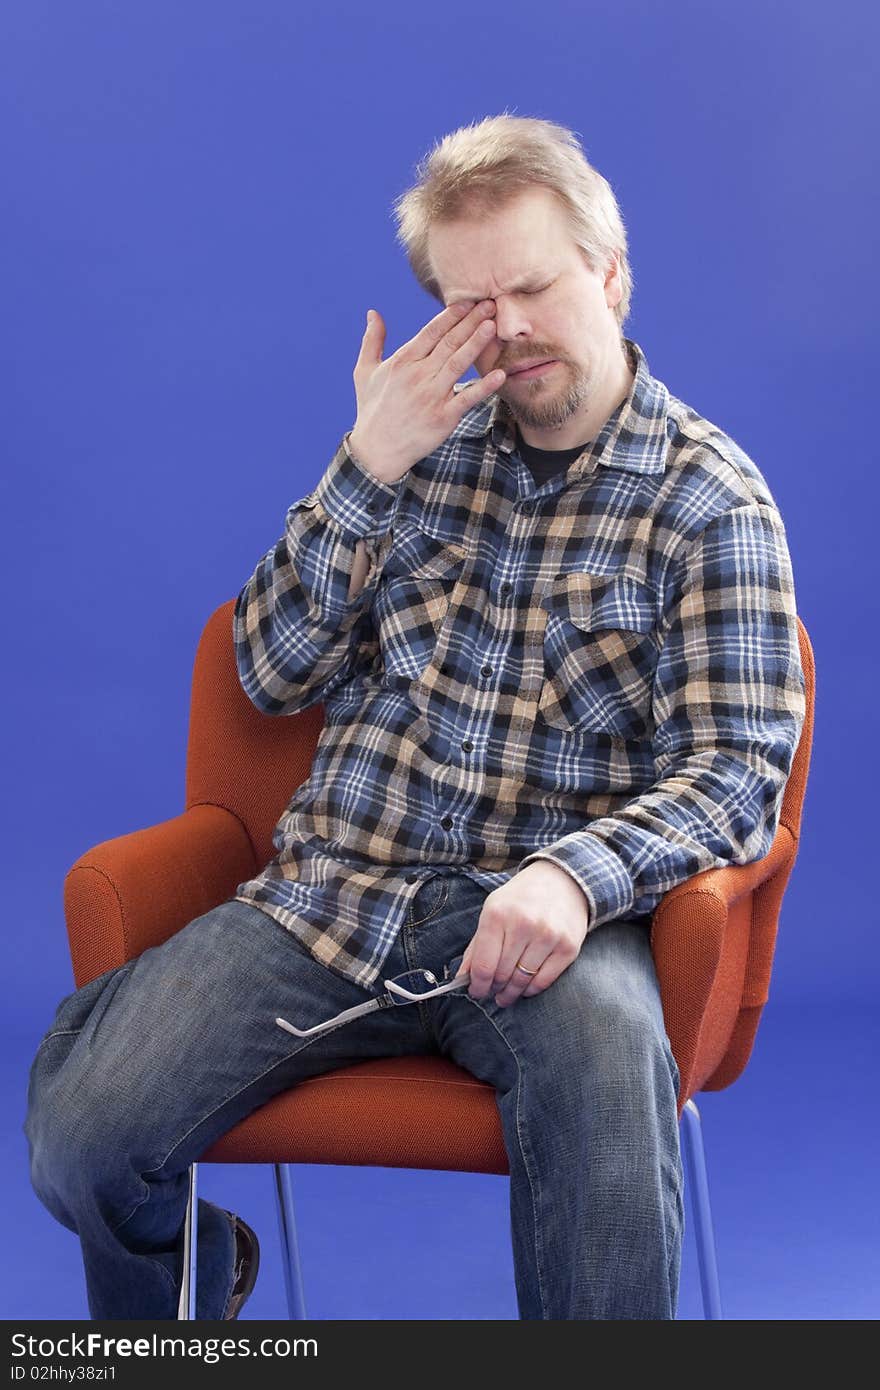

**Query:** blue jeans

left=24, top=872, right=683, bottom=1319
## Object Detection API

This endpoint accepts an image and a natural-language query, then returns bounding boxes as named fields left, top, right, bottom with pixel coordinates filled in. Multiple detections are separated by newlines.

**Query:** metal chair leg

left=274, top=1163, right=307, bottom=1319
left=177, top=1162, right=199, bottom=1319
left=185, top=1128, right=715, bottom=1322
left=680, top=1099, right=723, bottom=1319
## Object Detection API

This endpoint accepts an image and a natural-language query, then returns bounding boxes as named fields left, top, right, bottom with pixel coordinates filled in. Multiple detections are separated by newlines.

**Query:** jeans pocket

left=408, top=877, right=450, bottom=927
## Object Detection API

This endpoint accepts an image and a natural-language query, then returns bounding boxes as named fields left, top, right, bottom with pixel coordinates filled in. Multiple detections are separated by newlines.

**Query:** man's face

left=428, top=186, right=626, bottom=440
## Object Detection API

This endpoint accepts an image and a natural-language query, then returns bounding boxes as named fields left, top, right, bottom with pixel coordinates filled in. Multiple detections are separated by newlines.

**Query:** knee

left=583, top=1012, right=680, bottom=1129
left=582, top=986, right=676, bottom=1098
left=538, top=945, right=677, bottom=1104
left=25, top=1043, right=91, bottom=1226
left=582, top=982, right=667, bottom=1059
left=25, top=1042, right=141, bottom=1218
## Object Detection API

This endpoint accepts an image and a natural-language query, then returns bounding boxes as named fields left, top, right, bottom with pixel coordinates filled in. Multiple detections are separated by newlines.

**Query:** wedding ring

left=514, top=962, right=539, bottom=977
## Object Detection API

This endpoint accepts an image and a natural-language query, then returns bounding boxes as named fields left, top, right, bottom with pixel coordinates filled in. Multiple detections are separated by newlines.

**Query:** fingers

left=451, top=366, right=507, bottom=415
left=436, top=312, right=498, bottom=388
left=357, top=300, right=492, bottom=373
left=460, top=920, right=548, bottom=1005
left=432, top=299, right=496, bottom=365
left=356, top=300, right=503, bottom=417
left=489, top=929, right=554, bottom=1006
left=354, top=308, right=385, bottom=377
left=459, top=919, right=503, bottom=1001
left=403, top=299, right=480, bottom=362
left=493, top=952, right=558, bottom=1007
left=458, top=921, right=560, bottom=1008
left=445, top=312, right=506, bottom=411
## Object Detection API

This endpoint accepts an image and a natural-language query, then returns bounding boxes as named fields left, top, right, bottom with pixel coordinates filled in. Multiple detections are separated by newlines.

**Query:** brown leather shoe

left=222, top=1212, right=260, bottom=1320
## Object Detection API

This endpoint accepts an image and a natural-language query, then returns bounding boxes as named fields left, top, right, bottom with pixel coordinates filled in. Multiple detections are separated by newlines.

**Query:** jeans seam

left=34, top=1028, right=82, bottom=1050
left=86, top=964, right=134, bottom=1053
left=666, top=1072, right=685, bottom=1309
left=449, top=993, right=549, bottom=1320
left=667, top=1175, right=685, bottom=1306
left=404, top=881, right=450, bottom=1038
left=110, top=1017, right=365, bottom=1239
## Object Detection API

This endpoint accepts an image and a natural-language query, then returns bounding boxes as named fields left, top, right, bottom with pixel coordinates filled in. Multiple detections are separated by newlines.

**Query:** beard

left=498, top=359, right=591, bottom=433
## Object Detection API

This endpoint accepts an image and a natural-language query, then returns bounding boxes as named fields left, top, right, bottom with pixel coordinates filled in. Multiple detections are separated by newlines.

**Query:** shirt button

left=500, top=582, right=512, bottom=597
left=521, top=500, right=534, bottom=514
left=366, top=499, right=377, bottom=512
left=439, top=663, right=449, bottom=676
left=481, top=664, right=492, bottom=678
left=440, top=815, right=454, bottom=830
left=461, top=740, right=473, bottom=753
left=405, top=872, right=420, bottom=884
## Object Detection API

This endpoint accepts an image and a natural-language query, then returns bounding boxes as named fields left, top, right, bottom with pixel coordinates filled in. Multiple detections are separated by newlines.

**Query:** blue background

left=3, top=0, right=877, bottom=1319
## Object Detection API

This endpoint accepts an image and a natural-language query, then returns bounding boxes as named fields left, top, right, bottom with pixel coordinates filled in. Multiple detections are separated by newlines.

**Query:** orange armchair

left=63, top=600, right=815, bottom=1321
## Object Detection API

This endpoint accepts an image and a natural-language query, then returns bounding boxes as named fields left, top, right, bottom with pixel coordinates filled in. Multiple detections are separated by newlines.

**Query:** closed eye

left=446, top=280, right=554, bottom=308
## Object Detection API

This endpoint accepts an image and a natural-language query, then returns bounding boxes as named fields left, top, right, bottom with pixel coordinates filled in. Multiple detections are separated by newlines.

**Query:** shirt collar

left=455, top=337, right=670, bottom=477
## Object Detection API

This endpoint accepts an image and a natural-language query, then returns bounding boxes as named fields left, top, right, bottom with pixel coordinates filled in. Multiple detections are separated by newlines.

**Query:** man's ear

left=604, top=250, right=623, bottom=309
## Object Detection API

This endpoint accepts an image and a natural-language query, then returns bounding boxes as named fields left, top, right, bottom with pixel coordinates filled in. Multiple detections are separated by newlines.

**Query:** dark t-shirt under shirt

left=513, top=424, right=590, bottom=487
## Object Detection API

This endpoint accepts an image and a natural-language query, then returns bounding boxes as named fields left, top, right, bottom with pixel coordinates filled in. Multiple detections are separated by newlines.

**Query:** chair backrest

left=651, top=616, right=814, bottom=1096
left=185, top=599, right=327, bottom=874
left=779, top=619, right=814, bottom=847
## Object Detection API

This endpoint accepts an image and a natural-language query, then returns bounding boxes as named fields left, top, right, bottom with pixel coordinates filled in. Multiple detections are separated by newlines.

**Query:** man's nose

left=490, top=299, right=535, bottom=341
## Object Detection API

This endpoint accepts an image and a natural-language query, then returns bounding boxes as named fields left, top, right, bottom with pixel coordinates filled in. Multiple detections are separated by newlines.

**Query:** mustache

left=498, top=354, right=559, bottom=372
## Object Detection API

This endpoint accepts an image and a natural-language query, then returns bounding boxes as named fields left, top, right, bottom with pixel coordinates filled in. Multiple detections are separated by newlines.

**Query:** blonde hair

left=392, top=112, right=634, bottom=330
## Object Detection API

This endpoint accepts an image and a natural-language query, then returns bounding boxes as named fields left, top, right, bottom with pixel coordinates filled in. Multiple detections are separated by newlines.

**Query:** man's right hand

left=348, top=299, right=505, bottom=484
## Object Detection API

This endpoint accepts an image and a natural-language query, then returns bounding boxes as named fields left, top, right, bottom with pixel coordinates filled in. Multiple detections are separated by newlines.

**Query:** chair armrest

left=657, top=823, right=796, bottom=922
left=652, top=823, right=796, bottom=1000
left=63, top=803, right=258, bottom=987
left=651, top=824, right=798, bottom=1108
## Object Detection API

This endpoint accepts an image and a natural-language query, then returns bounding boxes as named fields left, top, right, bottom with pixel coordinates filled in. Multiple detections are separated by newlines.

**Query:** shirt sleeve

left=516, top=502, right=807, bottom=926
left=233, top=432, right=403, bottom=715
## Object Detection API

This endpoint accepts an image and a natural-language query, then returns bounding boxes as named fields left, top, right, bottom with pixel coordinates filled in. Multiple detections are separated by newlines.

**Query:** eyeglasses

left=275, top=964, right=472, bottom=1042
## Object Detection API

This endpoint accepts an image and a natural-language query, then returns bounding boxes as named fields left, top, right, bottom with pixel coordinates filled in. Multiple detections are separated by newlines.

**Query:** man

left=25, top=114, right=806, bottom=1321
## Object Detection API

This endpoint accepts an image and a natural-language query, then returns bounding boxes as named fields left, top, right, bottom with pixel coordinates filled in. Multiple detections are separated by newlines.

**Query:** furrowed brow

left=444, top=273, right=550, bottom=306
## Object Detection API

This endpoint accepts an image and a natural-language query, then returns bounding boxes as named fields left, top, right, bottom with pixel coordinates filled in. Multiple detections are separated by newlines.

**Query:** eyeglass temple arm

left=275, top=996, right=385, bottom=1038
left=275, top=971, right=473, bottom=1036
left=384, top=972, right=471, bottom=1002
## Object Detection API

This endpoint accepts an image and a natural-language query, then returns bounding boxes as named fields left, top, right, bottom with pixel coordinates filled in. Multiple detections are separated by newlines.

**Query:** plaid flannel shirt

left=232, top=337, right=806, bottom=990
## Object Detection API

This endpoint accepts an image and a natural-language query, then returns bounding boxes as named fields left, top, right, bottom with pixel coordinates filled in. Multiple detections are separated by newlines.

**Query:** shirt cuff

left=311, top=433, right=403, bottom=541
left=517, top=830, right=635, bottom=930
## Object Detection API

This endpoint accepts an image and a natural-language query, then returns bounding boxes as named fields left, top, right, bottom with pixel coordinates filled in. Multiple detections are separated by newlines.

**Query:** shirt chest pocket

left=373, top=531, right=467, bottom=686
left=537, top=571, right=661, bottom=739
